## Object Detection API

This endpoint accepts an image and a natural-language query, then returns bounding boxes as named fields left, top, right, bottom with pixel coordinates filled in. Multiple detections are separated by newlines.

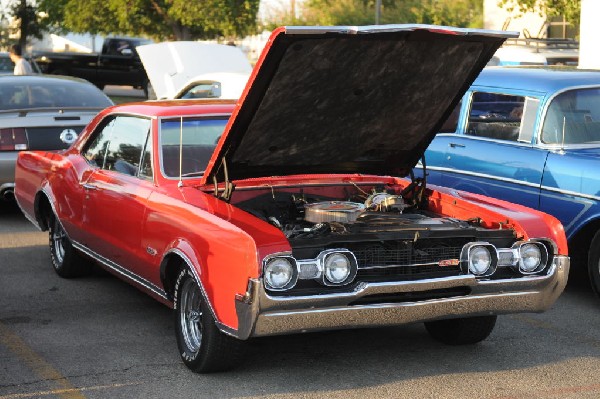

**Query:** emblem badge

left=59, top=129, right=78, bottom=145
left=438, top=259, right=459, bottom=267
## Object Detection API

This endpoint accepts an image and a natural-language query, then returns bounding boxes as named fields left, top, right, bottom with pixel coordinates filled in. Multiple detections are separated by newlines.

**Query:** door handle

left=82, top=183, right=97, bottom=191
left=449, top=142, right=466, bottom=148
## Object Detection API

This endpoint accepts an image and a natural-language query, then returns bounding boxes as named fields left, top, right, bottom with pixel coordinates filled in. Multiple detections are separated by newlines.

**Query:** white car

left=137, top=42, right=252, bottom=100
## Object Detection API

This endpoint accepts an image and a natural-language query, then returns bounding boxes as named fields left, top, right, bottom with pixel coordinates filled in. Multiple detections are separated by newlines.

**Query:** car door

left=427, top=91, right=548, bottom=210
left=80, top=115, right=154, bottom=276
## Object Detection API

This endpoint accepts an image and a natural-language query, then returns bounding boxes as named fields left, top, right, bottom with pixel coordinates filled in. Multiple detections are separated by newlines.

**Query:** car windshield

left=160, top=117, right=229, bottom=178
left=541, top=88, right=600, bottom=145
left=0, top=78, right=112, bottom=110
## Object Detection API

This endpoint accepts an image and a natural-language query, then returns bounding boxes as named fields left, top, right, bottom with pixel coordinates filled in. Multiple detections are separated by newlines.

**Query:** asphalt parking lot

left=1, top=201, right=600, bottom=399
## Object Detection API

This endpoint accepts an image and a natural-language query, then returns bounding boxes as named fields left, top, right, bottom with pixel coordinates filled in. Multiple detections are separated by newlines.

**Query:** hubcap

left=52, top=219, right=66, bottom=264
left=179, top=278, right=203, bottom=353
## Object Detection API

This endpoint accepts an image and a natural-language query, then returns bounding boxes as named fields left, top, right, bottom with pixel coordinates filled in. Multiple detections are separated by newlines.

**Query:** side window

left=82, top=115, right=151, bottom=178
left=542, top=88, right=600, bottom=145
left=104, top=116, right=151, bottom=176
left=466, top=92, right=525, bottom=141
left=83, top=117, right=115, bottom=168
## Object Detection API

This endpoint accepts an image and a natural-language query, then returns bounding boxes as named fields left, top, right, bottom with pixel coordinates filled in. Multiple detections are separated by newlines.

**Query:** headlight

left=324, top=253, right=351, bottom=284
left=469, top=246, right=492, bottom=275
left=321, top=250, right=357, bottom=286
left=519, top=243, right=542, bottom=273
left=264, top=257, right=297, bottom=290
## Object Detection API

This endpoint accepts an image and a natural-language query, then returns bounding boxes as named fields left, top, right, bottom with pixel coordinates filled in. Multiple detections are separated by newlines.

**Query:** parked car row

left=14, top=25, right=570, bottom=373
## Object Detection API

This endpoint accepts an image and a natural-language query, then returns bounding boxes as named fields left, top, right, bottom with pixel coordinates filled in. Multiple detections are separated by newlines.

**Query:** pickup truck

left=33, top=37, right=152, bottom=95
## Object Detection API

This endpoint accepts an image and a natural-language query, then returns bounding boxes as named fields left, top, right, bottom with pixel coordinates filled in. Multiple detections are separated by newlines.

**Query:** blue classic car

left=424, top=66, right=600, bottom=295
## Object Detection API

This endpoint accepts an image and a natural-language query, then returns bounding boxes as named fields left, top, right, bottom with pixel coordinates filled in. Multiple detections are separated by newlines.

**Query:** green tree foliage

left=2, top=0, right=48, bottom=47
left=37, top=0, right=260, bottom=41
left=497, top=0, right=581, bottom=30
left=265, top=0, right=483, bottom=29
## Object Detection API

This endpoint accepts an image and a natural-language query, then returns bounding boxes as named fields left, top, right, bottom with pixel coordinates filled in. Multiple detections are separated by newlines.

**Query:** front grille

left=343, top=239, right=468, bottom=282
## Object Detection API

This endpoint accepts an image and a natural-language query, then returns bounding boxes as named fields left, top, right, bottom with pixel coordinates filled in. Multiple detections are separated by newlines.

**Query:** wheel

left=587, top=230, right=600, bottom=297
left=173, top=268, right=245, bottom=372
left=424, top=315, right=497, bottom=345
left=48, top=213, right=92, bottom=278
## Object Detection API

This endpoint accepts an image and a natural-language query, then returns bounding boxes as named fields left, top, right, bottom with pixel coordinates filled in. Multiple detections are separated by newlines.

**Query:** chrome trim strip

left=427, top=165, right=541, bottom=189
left=73, top=241, right=168, bottom=301
left=428, top=165, right=600, bottom=202
left=359, top=261, right=440, bottom=269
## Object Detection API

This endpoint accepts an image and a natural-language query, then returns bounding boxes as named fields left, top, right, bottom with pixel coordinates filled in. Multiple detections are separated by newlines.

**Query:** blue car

left=424, top=66, right=600, bottom=295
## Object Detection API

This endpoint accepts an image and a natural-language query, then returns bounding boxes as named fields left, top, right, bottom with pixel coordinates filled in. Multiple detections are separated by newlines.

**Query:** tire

left=48, top=213, right=92, bottom=278
left=424, top=315, right=497, bottom=345
left=173, top=268, right=245, bottom=372
left=587, top=230, right=600, bottom=297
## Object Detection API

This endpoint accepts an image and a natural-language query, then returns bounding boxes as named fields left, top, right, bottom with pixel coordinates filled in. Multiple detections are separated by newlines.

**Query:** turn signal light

left=0, top=128, right=28, bottom=151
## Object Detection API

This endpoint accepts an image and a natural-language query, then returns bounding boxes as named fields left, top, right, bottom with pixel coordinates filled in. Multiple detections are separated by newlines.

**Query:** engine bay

left=232, top=181, right=514, bottom=245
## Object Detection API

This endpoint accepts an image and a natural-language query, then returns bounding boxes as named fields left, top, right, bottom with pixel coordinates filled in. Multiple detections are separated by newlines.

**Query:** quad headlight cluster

left=263, top=240, right=552, bottom=291
left=461, top=240, right=550, bottom=277
left=263, top=249, right=358, bottom=291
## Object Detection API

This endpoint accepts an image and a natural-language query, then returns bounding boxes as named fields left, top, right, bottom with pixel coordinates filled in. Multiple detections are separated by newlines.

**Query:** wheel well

left=34, top=192, right=53, bottom=231
left=161, top=254, right=186, bottom=301
left=569, top=219, right=600, bottom=268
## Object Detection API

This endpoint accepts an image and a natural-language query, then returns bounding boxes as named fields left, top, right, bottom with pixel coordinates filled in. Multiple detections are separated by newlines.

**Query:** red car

left=15, top=25, right=569, bottom=373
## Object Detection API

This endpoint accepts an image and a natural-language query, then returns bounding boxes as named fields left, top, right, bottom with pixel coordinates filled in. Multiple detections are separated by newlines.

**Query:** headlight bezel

left=460, top=242, right=498, bottom=277
left=263, top=256, right=298, bottom=291
left=516, top=241, right=549, bottom=274
left=321, top=250, right=358, bottom=286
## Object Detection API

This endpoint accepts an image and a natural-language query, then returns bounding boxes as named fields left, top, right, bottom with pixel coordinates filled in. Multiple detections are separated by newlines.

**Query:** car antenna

left=178, top=116, right=184, bottom=188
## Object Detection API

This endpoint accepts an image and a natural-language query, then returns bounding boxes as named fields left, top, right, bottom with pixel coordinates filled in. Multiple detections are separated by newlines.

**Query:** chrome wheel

left=179, top=277, right=203, bottom=353
left=51, top=218, right=67, bottom=265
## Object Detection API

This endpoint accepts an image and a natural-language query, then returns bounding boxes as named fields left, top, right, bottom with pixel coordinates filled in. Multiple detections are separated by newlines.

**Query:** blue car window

left=541, top=88, right=600, bottom=145
left=466, top=92, right=525, bottom=141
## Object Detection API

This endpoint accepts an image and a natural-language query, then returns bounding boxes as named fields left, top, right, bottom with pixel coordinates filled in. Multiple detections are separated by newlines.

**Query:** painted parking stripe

left=0, top=322, right=85, bottom=399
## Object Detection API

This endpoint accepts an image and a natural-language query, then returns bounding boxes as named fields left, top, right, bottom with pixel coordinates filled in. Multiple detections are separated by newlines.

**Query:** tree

left=265, top=0, right=483, bottom=29
left=37, top=0, right=260, bottom=41
left=497, top=0, right=581, bottom=32
left=2, top=0, right=48, bottom=48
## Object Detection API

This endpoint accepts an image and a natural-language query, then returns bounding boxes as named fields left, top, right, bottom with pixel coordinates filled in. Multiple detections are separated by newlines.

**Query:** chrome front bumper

left=232, top=255, right=569, bottom=339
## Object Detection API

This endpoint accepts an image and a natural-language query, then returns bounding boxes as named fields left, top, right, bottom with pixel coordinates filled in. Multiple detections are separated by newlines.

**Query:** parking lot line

left=0, top=322, right=85, bottom=399
left=0, top=383, right=142, bottom=399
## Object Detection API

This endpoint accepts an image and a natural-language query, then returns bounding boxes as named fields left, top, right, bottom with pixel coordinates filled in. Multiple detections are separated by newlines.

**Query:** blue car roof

left=473, top=67, right=600, bottom=94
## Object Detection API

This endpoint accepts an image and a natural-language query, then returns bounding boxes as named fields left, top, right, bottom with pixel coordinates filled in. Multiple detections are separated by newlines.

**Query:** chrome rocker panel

left=234, top=255, right=569, bottom=339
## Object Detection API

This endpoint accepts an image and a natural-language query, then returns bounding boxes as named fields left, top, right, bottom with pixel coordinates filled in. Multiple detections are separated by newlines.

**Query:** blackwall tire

left=424, top=315, right=497, bottom=345
left=587, top=231, right=600, bottom=298
left=48, top=213, right=92, bottom=278
left=173, top=268, right=245, bottom=373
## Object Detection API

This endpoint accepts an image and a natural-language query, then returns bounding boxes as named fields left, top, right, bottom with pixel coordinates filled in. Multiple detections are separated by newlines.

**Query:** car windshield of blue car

left=160, top=117, right=229, bottom=178
left=541, top=88, right=600, bottom=145
left=0, top=78, right=112, bottom=110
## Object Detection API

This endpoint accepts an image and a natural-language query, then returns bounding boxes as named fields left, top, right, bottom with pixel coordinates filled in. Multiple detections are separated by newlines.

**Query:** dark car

left=0, top=74, right=113, bottom=201
left=424, top=66, right=600, bottom=294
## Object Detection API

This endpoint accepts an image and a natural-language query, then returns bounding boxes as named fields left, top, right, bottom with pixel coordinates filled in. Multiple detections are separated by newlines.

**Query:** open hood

left=203, top=25, right=517, bottom=185
left=136, top=41, right=252, bottom=99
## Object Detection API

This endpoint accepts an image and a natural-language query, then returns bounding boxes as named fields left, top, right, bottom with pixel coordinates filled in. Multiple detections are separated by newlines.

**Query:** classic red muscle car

left=15, top=25, right=569, bottom=373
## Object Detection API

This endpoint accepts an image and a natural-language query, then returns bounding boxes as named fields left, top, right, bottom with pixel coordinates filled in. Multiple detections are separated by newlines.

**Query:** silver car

left=0, top=75, right=113, bottom=201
